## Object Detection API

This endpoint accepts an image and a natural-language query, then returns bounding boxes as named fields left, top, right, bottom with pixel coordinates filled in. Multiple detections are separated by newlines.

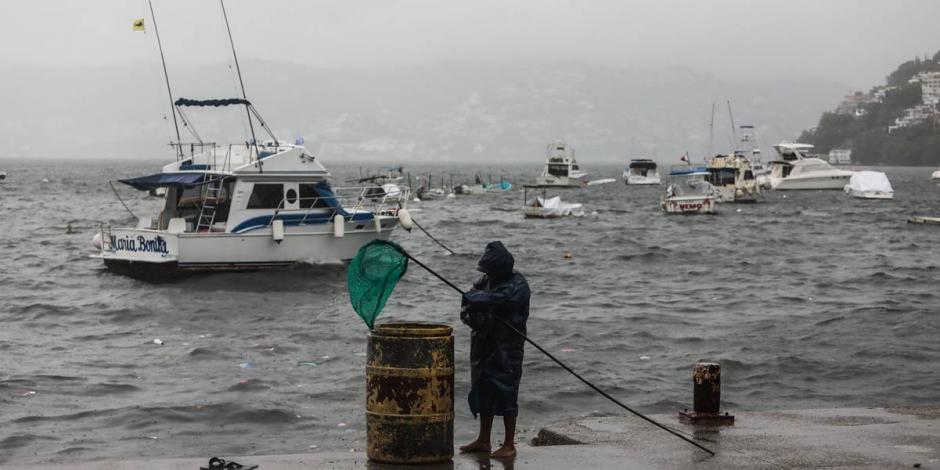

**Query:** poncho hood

left=476, top=241, right=514, bottom=278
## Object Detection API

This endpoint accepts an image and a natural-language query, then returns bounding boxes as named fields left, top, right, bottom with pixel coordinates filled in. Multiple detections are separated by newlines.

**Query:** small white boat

left=931, top=169, right=940, bottom=182
left=535, top=141, right=588, bottom=187
left=661, top=171, right=718, bottom=214
left=523, top=185, right=583, bottom=218
left=844, top=171, right=894, bottom=199
left=623, top=159, right=661, bottom=185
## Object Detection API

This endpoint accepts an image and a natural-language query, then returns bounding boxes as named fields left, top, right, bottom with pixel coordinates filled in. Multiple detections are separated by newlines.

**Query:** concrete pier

left=1, top=406, right=937, bottom=469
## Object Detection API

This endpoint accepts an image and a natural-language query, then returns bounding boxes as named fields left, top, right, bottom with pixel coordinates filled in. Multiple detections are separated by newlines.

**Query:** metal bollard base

left=678, top=409, right=735, bottom=426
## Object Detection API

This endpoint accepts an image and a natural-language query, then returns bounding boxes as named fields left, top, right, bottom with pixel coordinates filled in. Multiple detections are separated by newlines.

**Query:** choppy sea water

left=1, top=158, right=939, bottom=464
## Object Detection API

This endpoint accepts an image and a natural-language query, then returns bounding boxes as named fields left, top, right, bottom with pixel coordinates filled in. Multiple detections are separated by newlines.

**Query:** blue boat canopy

left=118, top=172, right=207, bottom=191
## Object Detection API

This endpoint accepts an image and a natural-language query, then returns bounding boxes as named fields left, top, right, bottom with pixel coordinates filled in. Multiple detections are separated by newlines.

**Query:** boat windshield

left=671, top=177, right=713, bottom=198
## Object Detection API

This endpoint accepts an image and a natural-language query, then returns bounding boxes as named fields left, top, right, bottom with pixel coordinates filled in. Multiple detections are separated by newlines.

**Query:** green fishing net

left=347, top=240, right=409, bottom=329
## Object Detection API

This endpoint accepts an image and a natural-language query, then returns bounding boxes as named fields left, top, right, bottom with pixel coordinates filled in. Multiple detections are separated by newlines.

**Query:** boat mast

left=727, top=100, right=737, bottom=150
left=147, top=0, right=183, bottom=160
left=219, top=0, right=260, bottom=168
left=707, top=101, right=716, bottom=157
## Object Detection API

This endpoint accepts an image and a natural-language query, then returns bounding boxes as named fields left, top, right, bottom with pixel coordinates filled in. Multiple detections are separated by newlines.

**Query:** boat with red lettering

left=661, top=170, right=718, bottom=215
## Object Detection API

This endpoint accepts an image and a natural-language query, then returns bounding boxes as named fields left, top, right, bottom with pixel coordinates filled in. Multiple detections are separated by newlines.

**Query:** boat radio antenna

left=219, top=0, right=260, bottom=165
left=147, top=0, right=183, bottom=159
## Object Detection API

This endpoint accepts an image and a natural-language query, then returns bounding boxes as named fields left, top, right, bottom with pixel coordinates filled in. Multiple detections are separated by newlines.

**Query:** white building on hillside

left=910, top=71, right=940, bottom=106
left=828, top=149, right=852, bottom=165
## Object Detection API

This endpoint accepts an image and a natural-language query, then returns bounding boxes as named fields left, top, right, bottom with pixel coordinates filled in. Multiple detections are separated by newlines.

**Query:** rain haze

left=3, top=0, right=940, bottom=161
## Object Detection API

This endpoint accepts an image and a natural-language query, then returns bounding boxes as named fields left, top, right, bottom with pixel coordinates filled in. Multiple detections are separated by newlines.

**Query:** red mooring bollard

left=678, top=362, right=734, bottom=425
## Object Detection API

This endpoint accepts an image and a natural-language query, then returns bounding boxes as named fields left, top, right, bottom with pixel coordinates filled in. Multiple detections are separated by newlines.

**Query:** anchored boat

left=623, top=159, right=661, bottom=185
left=92, top=3, right=409, bottom=276
left=535, top=141, right=588, bottom=187
left=93, top=103, right=409, bottom=276
left=661, top=170, right=718, bottom=214
left=705, top=153, right=761, bottom=202
left=523, top=185, right=583, bottom=218
left=763, top=143, right=855, bottom=190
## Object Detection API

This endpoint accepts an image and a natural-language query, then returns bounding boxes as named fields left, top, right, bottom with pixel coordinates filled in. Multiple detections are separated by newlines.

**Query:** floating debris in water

left=297, top=361, right=318, bottom=367
left=153, top=338, right=165, bottom=345
left=640, top=355, right=651, bottom=361
left=560, top=347, right=575, bottom=353
left=22, top=391, right=37, bottom=397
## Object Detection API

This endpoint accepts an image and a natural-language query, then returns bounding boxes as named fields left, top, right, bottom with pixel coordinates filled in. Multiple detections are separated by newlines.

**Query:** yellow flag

left=132, top=18, right=145, bottom=31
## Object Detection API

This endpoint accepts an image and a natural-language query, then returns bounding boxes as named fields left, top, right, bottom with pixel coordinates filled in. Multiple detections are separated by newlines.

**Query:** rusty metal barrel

left=366, top=322, right=454, bottom=464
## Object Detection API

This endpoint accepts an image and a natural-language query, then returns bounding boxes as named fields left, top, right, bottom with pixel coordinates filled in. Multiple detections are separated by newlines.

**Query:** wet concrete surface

left=2, top=407, right=937, bottom=469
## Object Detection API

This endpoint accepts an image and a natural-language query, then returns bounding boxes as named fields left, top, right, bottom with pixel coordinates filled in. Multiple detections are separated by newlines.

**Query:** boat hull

left=625, top=175, right=661, bottom=185
left=771, top=174, right=852, bottom=190
left=96, top=218, right=398, bottom=277
left=848, top=189, right=894, bottom=200
left=661, top=196, right=717, bottom=214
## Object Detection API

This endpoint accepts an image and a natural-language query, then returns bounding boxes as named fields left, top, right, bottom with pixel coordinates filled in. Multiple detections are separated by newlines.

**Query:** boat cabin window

left=548, top=164, right=569, bottom=177
left=708, top=169, right=736, bottom=186
left=299, top=183, right=335, bottom=209
left=247, top=184, right=284, bottom=209
left=285, top=188, right=298, bottom=205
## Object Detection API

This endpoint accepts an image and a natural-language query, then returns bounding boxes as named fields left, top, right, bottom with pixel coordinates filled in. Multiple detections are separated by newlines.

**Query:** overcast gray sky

left=4, top=0, right=939, bottom=89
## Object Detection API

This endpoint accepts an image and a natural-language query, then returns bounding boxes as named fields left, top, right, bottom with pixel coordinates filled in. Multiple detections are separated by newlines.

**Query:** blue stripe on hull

left=231, top=212, right=375, bottom=234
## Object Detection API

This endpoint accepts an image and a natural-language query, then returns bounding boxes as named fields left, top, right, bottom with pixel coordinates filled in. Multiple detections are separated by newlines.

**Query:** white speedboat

left=93, top=99, right=409, bottom=277
left=623, top=159, right=661, bottom=185
left=535, top=141, right=588, bottom=187
left=765, top=143, right=855, bottom=190
left=661, top=171, right=718, bottom=214
left=844, top=171, right=894, bottom=199
left=705, top=153, right=761, bottom=202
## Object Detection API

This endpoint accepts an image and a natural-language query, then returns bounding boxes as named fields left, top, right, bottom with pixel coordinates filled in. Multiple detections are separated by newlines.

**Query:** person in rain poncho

left=458, top=241, right=530, bottom=459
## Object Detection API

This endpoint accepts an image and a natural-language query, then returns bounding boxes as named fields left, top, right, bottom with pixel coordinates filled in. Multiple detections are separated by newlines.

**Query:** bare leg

left=459, top=415, right=493, bottom=453
left=490, top=416, right=517, bottom=459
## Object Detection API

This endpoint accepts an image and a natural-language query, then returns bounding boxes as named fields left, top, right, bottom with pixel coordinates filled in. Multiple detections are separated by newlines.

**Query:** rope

left=410, top=218, right=456, bottom=255
left=109, top=181, right=137, bottom=220
left=399, top=250, right=715, bottom=457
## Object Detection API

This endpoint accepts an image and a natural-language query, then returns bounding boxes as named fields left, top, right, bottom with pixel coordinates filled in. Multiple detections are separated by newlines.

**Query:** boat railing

left=265, top=185, right=411, bottom=228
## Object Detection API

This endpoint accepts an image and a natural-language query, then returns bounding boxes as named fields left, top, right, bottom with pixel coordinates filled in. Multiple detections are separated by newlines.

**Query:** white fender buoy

left=91, top=232, right=102, bottom=250
left=397, top=208, right=414, bottom=231
left=272, top=219, right=285, bottom=243
left=333, top=214, right=345, bottom=238
left=374, top=216, right=382, bottom=233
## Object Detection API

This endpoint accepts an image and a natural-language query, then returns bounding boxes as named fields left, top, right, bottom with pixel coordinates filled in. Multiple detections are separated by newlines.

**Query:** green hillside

left=798, top=51, right=940, bottom=166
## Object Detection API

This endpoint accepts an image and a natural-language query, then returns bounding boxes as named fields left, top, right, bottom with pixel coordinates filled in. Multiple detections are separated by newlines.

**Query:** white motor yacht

left=765, top=143, right=855, bottom=190
left=623, top=159, right=661, bottom=185
left=93, top=99, right=409, bottom=277
left=535, top=141, right=588, bottom=187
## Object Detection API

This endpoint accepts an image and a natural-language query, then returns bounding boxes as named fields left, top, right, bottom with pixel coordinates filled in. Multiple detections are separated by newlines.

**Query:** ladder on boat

left=196, top=178, right=223, bottom=232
